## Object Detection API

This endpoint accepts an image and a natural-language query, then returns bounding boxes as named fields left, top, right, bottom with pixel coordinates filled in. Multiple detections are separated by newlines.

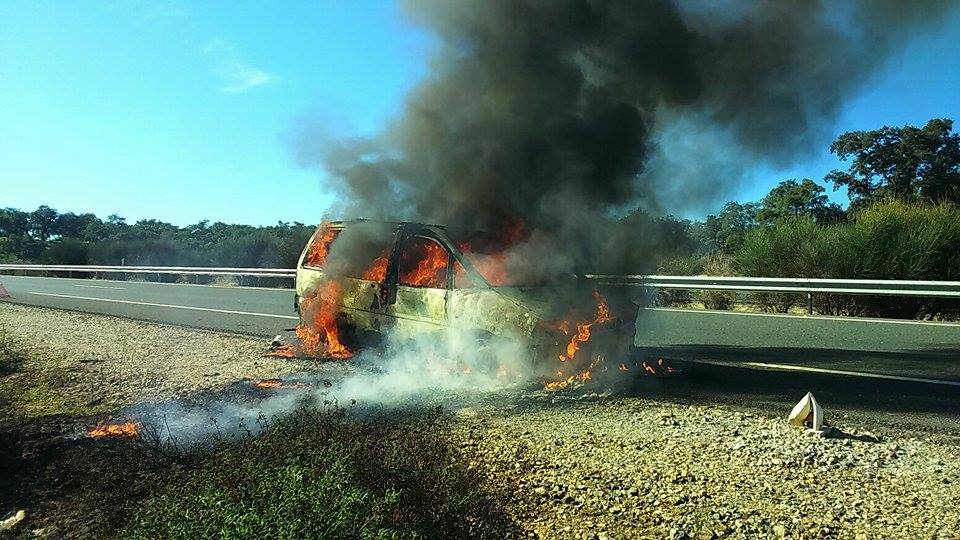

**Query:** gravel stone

left=0, top=303, right=314, bottom=405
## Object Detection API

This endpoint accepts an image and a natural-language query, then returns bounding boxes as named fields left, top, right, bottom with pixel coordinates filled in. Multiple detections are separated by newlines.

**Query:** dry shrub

left=698, top=252, right=735, bottom=310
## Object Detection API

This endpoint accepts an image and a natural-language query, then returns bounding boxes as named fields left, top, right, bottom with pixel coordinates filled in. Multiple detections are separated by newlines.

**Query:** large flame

left=458, top=219, right=526, bottom=286
left=400, top=241, right=448, bottom=287
left=297, top=280, right=352, bottom=359
left=542, top=291, right=626, bottom=391
left=87, top=421, right=139, bottom=438
left=362, top=253, right=389, bottom=282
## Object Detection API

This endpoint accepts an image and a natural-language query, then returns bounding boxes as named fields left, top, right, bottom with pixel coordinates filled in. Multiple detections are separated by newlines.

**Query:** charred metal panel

left=447, top=289, right=539, bottom=336
left=387, top=285, right=448, bottom=338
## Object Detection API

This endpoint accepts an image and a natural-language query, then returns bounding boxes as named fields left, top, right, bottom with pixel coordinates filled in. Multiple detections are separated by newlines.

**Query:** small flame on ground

left=253, top=378, right=307, bottom=390
left=87, top=421, right=139, bottom=438
left=264, top=343, right=297, bottom=358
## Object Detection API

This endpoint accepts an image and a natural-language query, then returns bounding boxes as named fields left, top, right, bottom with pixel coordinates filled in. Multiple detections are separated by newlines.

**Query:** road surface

left=2, top=274, right=959, bottom=428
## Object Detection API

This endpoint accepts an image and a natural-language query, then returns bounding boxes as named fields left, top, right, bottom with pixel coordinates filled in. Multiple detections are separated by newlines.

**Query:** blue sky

left=1, top=2, right=958, bottom=226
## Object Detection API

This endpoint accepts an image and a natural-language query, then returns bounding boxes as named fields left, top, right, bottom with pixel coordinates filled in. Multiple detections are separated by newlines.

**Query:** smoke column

left=297, top=0, right=953, bottom=242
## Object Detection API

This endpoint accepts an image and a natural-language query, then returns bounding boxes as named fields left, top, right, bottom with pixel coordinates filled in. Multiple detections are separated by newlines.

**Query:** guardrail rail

left=0, top=264, right=296, bottom=279
left=584, top=274, right=960, bottom=313
left=2, top=265, right=959, bottom=314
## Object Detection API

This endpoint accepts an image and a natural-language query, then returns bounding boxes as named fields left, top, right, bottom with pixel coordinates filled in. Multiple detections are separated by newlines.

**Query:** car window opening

left=398, top=236, right=448, bottom=288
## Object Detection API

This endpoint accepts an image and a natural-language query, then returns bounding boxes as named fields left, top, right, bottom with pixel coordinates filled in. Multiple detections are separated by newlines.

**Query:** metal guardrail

left=0, top=264, right=296, bottom=279
left=2, top=265, right=958, bottom=312
left=585, top=274, right=960, bottom=313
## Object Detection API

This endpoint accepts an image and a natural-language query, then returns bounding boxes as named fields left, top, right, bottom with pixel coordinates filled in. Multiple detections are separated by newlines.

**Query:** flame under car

left=294, top=220, right=630, bottom=364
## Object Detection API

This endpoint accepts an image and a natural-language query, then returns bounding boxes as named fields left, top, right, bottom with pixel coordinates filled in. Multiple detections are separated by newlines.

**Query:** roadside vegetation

left=0, top=328, right=516, bottom=539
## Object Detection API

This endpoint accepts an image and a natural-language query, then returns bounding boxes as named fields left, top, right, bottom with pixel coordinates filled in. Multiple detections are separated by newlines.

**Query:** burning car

left=292, top=220, right=631, bottom=370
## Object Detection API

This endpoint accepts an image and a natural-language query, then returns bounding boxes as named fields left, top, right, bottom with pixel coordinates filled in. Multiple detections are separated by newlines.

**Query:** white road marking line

left=26, top=292, right=299, bottom=320
left=3, top=274, right=292, bottom=292
left=644, top=307, right=960, bottom=328
left=73, top=284, right=126, bottom=290
left=682, top=358, right=960, bottom=388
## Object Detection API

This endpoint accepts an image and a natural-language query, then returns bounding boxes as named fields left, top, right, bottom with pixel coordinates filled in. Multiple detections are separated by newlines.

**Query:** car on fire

left=293, top=219, right=629, bottom=361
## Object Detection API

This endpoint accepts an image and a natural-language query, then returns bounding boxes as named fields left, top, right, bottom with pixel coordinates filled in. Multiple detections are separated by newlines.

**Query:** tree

left=701, top=202, right=759, bottom=253
left=0, top=208, right=30, bottom=237
left=28, top=205, right=60, bottom=241
left=826, top=118, right=960, bottom=207
left=756, top=179, right=845, bottom=224
left=55, top=212, right=100, bottom=238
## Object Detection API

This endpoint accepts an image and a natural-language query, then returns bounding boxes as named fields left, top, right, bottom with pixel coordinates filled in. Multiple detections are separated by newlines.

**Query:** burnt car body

left=294, top=219, right=632, bottom=358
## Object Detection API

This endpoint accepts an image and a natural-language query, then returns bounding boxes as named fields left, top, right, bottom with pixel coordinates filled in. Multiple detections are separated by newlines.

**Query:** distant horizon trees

left=0, top=206, right=315, bottom=269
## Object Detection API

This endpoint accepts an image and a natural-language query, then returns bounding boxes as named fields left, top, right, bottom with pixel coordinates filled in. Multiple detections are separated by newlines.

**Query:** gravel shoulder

left=0, top=303, right=312, bottom=420
left=457, top=398, right=960, bottom=539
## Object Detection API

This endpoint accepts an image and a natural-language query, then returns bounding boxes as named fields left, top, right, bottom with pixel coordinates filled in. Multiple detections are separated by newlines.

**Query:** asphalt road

left=0, top=274, right=299, bottom=336
left=2, top=274, right=959, bottom=428
left=1, top=275, right=957, bottom=372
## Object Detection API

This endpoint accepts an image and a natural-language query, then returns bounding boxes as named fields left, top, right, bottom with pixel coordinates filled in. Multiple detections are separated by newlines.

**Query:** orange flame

left=362, top=254, right=389, bottom=282
left=554, top=290, right=615, bottom=363
left=618, top=362, right=629, bottom=372
left=296, top=280, right=351, bottom=359
left=400, top=241, right=448, bottom=287
left=264, top=343, right=297, bottom=358
left=457, top=219, right=526, bottom=286
left=87, top=421, right=139, bottom=438
left=544, top=363, right=595, bottom=391
left=305, top=224, right=339, bottom=267
left=253, top=378, right=306, bottom=389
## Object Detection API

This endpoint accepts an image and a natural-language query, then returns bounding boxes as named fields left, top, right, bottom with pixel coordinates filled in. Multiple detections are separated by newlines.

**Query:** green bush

left=40, top=238, right=90, bottom=265
left=654, top=256, right=703, bottom=306
left=734, top=199, right=960, bottom=318
left=697, top=252, right=735, bottom=310
left=125, top=407, right=516, bottom=539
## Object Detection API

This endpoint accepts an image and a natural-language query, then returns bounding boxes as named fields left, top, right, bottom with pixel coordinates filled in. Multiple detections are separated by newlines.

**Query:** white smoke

left=116, top=327, right=537, bottom=446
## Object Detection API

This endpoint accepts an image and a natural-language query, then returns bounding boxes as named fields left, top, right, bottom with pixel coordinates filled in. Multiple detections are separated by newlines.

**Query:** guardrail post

left=806, top=292, right=814, bottom=315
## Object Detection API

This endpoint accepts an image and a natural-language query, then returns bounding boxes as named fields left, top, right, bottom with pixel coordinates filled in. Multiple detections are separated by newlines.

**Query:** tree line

left=0, top=208, right=315, bottom=269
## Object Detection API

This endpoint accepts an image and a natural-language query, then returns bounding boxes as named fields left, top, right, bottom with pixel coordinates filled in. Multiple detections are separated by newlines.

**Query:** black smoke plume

left=297, top=0, right=953, bottom=272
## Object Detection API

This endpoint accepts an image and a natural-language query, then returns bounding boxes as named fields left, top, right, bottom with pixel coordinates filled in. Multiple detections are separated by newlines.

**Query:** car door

left=386, top=231, right=450, bottom=337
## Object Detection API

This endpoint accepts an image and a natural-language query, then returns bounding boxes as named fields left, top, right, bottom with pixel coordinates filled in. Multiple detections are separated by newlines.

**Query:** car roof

left=327, top=218, right=448, bottom=230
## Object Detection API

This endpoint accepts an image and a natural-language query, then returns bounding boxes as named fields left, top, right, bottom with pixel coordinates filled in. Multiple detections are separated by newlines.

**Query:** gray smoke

left=113, top=329, right=533, bottom=446
left=296, top=0, right=953, bottom=269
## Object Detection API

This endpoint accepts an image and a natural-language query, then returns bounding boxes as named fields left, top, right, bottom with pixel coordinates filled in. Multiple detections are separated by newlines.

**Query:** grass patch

left=126, top=407, right=516, bottom=539
left=0, top=328, right=118, bottom=420
left=0, top=327, right=24, bottom=374
left=5, top=407, right=518, bottom=539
